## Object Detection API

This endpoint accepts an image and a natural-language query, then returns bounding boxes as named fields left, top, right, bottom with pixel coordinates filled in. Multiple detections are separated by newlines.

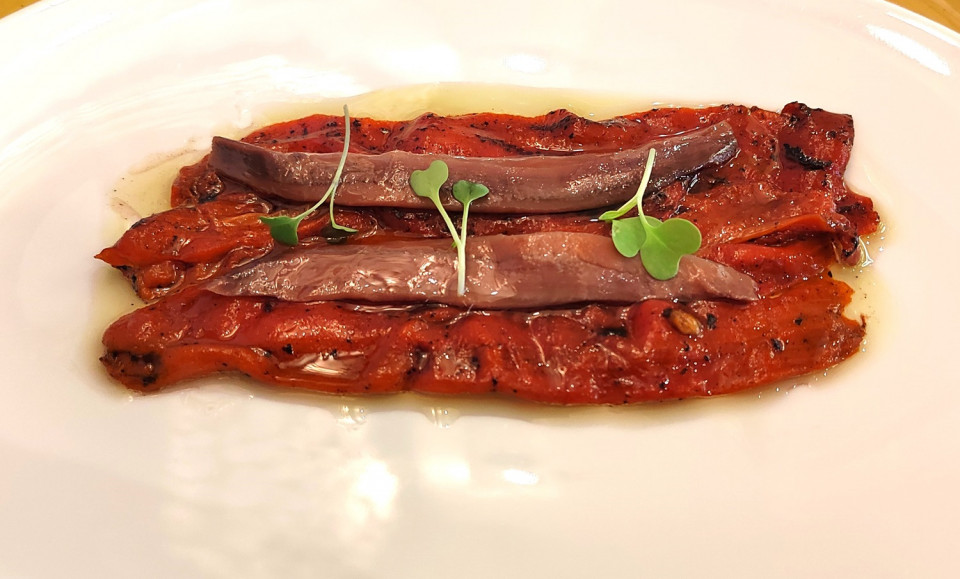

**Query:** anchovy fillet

left=209, top=122, right=738, bottom=214
left=205, top=232, right=758, bottom=308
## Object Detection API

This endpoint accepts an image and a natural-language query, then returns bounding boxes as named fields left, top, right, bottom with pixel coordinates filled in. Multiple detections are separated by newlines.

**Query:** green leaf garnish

left=410, top=160, right=450, bottom=203
left=600, top=149, right=702, bottom=280
left=452, top=180, right=489, bottom=244
left=410, top=160, right=460, bottom=245
left=452, top=180, right=490, bottom=205
left=260, top=215, right=304, bottom=246
left=260, top=104, right=354, bottom=245
left=611, top=216, right=656, bottom=257
left=452, top=179, right=489, bottom=293
left=410, top=164, right=489, bottom=296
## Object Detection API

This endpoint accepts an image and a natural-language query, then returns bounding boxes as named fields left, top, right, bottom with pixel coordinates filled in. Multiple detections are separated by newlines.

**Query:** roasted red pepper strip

left=100, top=276, right=862, bottom=404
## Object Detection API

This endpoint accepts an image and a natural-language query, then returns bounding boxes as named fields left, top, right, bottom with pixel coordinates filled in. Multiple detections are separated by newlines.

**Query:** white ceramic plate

left=2, top=0, right=958, bottom=577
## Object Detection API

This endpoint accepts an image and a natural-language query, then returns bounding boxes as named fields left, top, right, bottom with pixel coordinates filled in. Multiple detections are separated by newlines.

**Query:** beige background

left=1, top=0, right=960, bottom=30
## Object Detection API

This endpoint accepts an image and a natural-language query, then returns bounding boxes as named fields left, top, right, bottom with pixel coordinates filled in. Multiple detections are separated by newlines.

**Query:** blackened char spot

left=193, top=169, right=224, bottom=202
left=408, top=347, right=430, bottom=374
left=783, top=143, right=833, bottom=170
left=599, top=326, right=628, bottom=337
left=528, top=111, right=577, bottom=132
left=320, top=224, right=356, bottom=245
left=841, top=236, right=860, bottom=259
left=837, top=200, right=868, bottom=216
left=473, top=135, right=531, bottom=155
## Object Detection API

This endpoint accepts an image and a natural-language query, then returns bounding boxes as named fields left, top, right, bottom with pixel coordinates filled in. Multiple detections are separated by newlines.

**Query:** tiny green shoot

left=599, top=149, right=702, bottom=280
left=452, top=179, right=490, bottom=293
left=260, top=104, right=356, bottom=245
left=409, top=162, right=489, bottom=296
left=598, top=147, right=658, bottom=222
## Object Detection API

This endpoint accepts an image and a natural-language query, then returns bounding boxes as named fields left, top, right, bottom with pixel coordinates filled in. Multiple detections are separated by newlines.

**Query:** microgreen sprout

left=260, top=104, right=356, bottom=245
left=599, top=149, right=702, bottom=280
left=410, top=160, right=459, bottom=242
left=409, top=162, right=489, bottom=296
left=452, top=179, right=489, bottom=292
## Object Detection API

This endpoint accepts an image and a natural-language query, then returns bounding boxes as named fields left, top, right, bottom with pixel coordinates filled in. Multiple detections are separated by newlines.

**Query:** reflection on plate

left=0, top=0, right=959, bottom=577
